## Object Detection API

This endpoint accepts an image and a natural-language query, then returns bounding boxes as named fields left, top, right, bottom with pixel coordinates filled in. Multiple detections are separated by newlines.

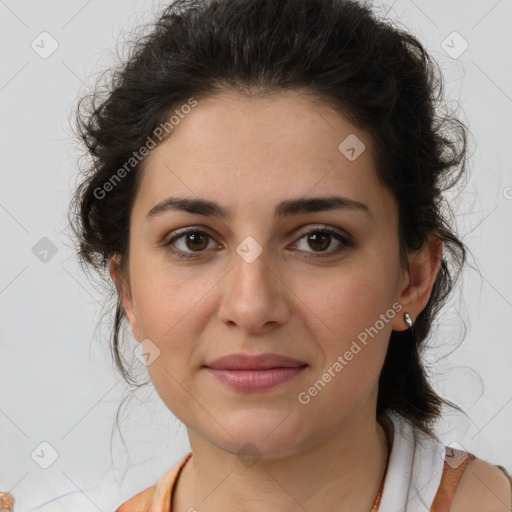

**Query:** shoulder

left=114, top=484, right=156, bottom=512
left=450, top=457, right=512, bottom=512
left=114, top=452, right=192, bottom=512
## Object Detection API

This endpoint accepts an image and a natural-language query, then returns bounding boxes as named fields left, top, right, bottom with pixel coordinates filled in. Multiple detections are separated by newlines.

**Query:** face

left=111, top=90, right=424, bottom=458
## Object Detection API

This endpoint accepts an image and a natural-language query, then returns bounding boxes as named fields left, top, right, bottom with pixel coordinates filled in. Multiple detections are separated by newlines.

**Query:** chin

left=207, top=412, right=308, bottom=460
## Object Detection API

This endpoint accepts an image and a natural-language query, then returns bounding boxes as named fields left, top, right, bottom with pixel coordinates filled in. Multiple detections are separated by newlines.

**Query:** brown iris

left=184, top=232, right=209, bottom=252
left=306, top=232, right=331, bottom=252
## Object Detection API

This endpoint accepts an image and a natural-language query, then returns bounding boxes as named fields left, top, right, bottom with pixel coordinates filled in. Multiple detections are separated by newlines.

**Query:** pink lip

left=204, top=366, right=308, bottom=391
left=203, top=352, right=308, bottom=392
left=204, top=352, right=306, bottom=370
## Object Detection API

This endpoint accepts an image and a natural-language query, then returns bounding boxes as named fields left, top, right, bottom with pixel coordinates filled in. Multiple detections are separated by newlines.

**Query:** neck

left=173, top=401, right=392, bottom=512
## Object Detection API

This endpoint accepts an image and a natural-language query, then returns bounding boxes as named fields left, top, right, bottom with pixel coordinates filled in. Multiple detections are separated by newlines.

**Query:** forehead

left=133, top=90, right=394, bottom=222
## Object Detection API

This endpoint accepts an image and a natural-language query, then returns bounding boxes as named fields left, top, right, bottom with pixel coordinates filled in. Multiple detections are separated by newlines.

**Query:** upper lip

left=204, top=353, right=307, bottom=370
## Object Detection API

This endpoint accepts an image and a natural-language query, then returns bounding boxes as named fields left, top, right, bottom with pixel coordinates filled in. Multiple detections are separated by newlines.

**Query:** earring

left=403, top=312, right=413, bottom=329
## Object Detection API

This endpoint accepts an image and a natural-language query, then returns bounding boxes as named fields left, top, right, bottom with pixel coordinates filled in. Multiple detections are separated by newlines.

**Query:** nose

left=217, top=240, right=291, bottom=333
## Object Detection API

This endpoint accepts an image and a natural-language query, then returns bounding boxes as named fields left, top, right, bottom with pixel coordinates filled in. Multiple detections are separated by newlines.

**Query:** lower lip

left=204, top=365, right=308, bottom=391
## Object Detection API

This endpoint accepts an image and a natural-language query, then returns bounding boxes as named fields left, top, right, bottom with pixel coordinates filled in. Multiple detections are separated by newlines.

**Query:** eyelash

left=163, top=226, right=354, bottom=260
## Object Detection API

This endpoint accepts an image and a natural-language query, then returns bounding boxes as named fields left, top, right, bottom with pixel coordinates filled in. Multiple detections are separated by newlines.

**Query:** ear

left=392, top=232, right=443, bottom=332
left=109, top=255, right=141, bottom=341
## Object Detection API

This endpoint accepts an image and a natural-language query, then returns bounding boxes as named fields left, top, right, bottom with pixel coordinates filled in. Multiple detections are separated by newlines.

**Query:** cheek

left=292, top=260, right=394, bottom=393
left=130, top=253, right=211, bottom=337
left=128, top=256, right=228, bottom=383
left=295, top=258, right=394, bottom=343
left=131, top=264, right=206, bottom=412
left=297, top=289, right=390, bottom=420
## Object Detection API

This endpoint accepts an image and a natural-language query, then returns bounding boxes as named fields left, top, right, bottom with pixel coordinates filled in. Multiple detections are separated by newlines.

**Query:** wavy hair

left=69, top=0, right=470, bottom=436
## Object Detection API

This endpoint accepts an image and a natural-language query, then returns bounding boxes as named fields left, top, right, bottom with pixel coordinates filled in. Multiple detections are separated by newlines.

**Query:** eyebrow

left=145, top=195, right=371, bottom=221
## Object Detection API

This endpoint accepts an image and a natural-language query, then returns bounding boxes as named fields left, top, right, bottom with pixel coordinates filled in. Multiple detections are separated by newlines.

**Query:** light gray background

left=1, top=0, right=511, bottom=510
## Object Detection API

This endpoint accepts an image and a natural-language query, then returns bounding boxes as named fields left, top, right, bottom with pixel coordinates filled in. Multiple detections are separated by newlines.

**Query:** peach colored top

left=115, top=413, right=512, bottom=512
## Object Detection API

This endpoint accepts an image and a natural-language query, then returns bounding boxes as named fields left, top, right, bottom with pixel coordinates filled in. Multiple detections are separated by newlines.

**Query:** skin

left=451, top=459, right=512, bottom=512
left=110, top=90, right=444, bottom=512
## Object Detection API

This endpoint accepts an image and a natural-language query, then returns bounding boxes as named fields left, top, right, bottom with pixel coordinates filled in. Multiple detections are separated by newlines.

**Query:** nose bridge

left=232, top=234, right=274, bottom=295
left=218, top=233, right=291, bottom=331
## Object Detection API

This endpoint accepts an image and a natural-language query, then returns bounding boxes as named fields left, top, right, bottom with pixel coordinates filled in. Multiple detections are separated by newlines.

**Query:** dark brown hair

left=69, top=0, right=470, bottom=436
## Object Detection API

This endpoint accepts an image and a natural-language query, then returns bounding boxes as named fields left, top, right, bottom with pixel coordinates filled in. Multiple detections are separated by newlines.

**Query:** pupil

left=187, top=233, right=208, bottom=251
left=309, top=233, right=330, bottom=251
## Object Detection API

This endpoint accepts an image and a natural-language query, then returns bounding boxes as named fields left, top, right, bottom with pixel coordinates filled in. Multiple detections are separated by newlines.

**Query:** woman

left=69, top=0, right=512, bottom=510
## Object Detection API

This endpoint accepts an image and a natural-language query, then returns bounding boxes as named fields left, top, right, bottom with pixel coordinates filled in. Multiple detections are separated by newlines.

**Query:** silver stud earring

left=403, top=312, right=413, bottom=329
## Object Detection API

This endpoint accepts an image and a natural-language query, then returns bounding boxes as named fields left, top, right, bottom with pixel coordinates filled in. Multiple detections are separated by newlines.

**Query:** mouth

left=203, top=364, right=308, bottom=392
left=202, top=352, right=309, bottom=391
left=203, top=352, right=307, bottom=371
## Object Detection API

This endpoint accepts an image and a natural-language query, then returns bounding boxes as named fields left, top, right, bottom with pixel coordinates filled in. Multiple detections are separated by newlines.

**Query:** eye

left=164, top=229, right=219, bottom=259
left=163, top=225, right=353, bottom=259
left=291, top=226, right=353, bottom=258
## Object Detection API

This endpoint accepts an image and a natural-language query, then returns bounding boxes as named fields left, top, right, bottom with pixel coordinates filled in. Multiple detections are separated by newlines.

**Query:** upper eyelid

left=290, top=224, right=350, bottom=240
